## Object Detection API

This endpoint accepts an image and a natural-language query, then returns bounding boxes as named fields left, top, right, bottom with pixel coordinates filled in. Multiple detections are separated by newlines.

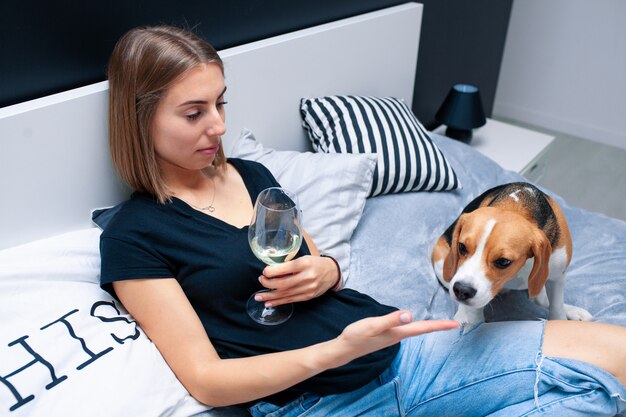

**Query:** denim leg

left=491, top=356, right=626, bottom=417
left=250, top=320, right=626, bottom=416
left=248, top=376, right=401, bottom=417
left=392, top=320, right=626, bottom=417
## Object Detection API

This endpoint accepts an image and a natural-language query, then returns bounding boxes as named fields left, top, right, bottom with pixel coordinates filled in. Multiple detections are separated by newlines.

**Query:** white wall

left=494, top=0, right=626, bottom=150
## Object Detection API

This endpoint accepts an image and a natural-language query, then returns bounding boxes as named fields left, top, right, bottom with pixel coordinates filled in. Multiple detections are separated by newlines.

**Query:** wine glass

left=247, top=187, right=302, bottom=325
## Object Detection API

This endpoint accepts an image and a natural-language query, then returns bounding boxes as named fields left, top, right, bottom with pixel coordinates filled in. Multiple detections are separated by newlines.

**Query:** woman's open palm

left=338, top=311, right=459, bottom=359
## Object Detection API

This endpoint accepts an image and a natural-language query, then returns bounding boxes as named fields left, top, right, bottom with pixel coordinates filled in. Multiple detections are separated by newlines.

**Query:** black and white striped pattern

left=300, top=96, right=460, bottom=197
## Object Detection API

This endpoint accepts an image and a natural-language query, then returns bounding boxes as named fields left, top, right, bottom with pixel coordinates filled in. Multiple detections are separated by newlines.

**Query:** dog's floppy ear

left=443, top=216, right=464, bottom=281
left=527, top=230, right=552, bottom=298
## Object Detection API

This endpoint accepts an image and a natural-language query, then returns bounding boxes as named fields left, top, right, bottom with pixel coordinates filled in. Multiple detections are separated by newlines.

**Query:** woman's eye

left=186, top=111, right=202, bottom=121
left=217, top=100, right=228, bottom=108
left=494, top=258, right=512, bottom=269
left=458, top=242, right=467, bottom=256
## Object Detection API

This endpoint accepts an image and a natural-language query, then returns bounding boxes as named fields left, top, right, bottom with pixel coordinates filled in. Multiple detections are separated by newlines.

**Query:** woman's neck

left=162, top=163, right=221, bottom=193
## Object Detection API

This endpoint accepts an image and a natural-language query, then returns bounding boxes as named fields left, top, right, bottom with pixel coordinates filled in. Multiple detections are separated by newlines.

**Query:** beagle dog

left=431, top=182, right=592, bottom=324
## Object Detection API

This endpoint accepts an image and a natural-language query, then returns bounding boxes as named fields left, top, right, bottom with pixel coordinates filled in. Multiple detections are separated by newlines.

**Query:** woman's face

left=151, top=63, right=227, bottom=177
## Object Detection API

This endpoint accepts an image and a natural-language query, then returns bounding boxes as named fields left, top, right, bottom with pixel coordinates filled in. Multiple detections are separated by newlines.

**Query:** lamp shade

left=435, top=83, right=486, bottom=143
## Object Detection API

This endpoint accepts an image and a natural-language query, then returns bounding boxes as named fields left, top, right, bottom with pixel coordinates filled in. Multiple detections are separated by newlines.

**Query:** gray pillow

left=231, top=128, right=377, bottom=284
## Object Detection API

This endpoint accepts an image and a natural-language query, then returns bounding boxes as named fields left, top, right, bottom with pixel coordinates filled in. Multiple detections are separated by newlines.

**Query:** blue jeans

left=249, top=320, right=626, bottom=416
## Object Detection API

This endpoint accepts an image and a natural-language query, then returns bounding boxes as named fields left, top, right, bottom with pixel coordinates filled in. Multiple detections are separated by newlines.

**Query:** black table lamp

left=435, top=83, right=486, bottom=144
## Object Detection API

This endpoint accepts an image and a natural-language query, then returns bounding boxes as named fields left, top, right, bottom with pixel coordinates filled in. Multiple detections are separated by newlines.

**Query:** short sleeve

left=255, top=162, right=282, bottom=188
left=229, top=158, right=282, bottom=197
left=100, top=236, right=174, bottom=299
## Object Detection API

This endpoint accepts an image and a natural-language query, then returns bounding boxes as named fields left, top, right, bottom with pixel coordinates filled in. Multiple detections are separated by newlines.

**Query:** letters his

left=1, top=300, right=141, bottom=412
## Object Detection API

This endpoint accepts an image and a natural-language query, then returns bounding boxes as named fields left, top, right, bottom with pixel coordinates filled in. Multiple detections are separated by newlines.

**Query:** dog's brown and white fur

left=431, top=182, right=592, bottom=324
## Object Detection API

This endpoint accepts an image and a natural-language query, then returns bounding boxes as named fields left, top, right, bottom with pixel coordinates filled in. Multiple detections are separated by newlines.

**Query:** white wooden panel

left=0, top=2, right=423, bottom=249
left=220, top=2, right=422, bottom=153
left=0, top=82, right=129, bottom=249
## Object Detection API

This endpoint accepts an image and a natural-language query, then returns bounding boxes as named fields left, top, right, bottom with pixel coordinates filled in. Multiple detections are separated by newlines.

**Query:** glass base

left=246, top=290, right=293, bottom=325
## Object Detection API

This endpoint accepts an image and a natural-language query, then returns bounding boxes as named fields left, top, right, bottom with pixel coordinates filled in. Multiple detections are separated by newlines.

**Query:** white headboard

left=0, top=2, right=423, bottom=250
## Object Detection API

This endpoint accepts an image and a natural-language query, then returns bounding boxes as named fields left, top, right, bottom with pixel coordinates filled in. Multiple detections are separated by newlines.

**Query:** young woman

left=101, top=25, right=626, bottom=416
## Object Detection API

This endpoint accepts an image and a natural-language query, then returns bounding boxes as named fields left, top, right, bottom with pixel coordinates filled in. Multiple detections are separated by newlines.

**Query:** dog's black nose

left=453, top=283, right=477, bottom=301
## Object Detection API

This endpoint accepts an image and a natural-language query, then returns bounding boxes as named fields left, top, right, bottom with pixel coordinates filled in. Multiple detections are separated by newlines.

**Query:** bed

left=1, top=3, right=625, bottom=416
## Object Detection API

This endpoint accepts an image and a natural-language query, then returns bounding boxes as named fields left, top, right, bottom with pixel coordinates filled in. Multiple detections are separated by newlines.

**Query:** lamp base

left=445, top=127, right=473, bottom=144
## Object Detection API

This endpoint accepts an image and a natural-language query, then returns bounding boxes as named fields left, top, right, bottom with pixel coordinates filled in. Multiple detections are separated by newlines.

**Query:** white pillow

left=0, top=229, right=210, bottom=417
left=230, top=128, right=377, bottom=283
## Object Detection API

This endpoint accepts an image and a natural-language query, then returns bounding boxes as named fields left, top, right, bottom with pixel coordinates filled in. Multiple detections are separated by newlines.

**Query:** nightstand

left=433, top=118, right=555, bottom=173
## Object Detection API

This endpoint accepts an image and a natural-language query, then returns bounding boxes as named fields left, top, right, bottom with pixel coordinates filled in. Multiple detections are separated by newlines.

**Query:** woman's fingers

left=255, top=275, right=319, bottom=307
left=354, top=309, right=415, bottom=335
left=262, top=258, right=305, bottom=278
left=397, top=318, right=461, bottom=336
left=257, top=256, right=335, bottom=306
left=258, top=274, right=295, bottom=290
left=342, top=310, right=460, bottom=348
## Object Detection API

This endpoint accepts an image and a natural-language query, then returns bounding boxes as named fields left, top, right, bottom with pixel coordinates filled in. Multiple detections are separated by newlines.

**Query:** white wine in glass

left=247, top=187, right=302, bottom=325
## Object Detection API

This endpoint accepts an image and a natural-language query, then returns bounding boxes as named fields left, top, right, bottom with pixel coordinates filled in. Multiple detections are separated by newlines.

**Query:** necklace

left=191, top=177, right=216, bottom=213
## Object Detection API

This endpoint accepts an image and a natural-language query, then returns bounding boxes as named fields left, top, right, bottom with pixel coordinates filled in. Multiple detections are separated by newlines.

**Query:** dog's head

left=442, top=207, right=551, bottom=308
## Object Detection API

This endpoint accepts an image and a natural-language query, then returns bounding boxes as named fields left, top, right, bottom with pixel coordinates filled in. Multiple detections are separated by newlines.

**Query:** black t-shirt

left=100, top=158, right=399, bottom=404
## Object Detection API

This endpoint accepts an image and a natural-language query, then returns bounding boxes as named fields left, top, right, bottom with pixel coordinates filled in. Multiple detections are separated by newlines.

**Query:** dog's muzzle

left=453, top=282, right=477, bottom=301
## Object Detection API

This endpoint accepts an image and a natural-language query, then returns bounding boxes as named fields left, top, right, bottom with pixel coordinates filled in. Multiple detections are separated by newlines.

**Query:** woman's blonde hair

left=107, top=25, right=225, bottom=204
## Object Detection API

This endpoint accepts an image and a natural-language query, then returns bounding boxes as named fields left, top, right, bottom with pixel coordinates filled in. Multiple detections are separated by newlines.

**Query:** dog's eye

left=458, top=243, right=468, bottom=256
left=494, top=258, right=512, bottom=269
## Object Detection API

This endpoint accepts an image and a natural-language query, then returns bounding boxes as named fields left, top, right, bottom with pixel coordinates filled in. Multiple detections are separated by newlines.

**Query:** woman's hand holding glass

left=255, top=255, right=339, bottom=307
left=247, top=187, right=302, bottom=325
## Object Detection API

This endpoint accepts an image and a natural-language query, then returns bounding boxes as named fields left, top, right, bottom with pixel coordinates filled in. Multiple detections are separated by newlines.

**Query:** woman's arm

left=113, top=278, right=458, bottom=407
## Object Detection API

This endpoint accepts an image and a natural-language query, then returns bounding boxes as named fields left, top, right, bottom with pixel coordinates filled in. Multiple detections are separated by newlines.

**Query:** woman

left=101, top=25, right=626, bottom=416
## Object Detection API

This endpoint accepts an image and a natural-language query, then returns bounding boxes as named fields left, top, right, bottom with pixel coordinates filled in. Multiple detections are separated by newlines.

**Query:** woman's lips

left=198, top=145, right=219, bottom=155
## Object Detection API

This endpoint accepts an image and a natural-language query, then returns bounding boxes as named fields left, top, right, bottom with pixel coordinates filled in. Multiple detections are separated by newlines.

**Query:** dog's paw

left=564, top=304, right=593, bottom=321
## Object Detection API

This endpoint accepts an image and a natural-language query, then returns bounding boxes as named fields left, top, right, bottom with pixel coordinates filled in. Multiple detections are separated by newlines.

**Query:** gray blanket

left=349, top=134, right=626, bottom=327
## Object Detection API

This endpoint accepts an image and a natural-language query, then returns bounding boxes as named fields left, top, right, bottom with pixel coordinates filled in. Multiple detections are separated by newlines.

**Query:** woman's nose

left=205, top=110, right=226, bottom=137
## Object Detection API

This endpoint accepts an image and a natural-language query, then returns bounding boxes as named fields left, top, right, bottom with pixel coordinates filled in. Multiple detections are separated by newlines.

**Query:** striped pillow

left=300, top=96, right=460, bottom=197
